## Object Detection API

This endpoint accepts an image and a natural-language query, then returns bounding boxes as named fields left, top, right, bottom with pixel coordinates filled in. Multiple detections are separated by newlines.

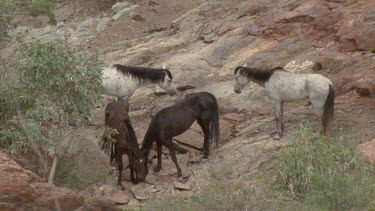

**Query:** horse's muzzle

left=137, top=176, right=146, bottom=182
left=234, top=89, right=241, bottom=94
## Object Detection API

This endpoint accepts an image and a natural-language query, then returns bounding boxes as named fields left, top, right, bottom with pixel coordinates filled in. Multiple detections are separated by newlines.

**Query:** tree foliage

left=0, top=41, right=103, bottom=155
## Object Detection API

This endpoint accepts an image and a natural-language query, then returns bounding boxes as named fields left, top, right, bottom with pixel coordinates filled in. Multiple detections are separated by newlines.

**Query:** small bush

left=272, top=122, right=375, bottom=210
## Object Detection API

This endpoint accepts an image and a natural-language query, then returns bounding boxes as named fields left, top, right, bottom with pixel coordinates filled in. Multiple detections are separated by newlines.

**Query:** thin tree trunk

left=48, top=154, right=59, bottom=184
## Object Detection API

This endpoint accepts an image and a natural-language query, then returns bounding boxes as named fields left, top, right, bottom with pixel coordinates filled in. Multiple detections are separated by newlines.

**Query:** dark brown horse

left=141, top=92, right=220, bottom=178
left=100, top=100, right=147, bottom=187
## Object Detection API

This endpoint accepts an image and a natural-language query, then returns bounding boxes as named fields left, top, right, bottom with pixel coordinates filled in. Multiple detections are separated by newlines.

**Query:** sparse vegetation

left=271, top=122, right=375, bottom=210
left=144, top=123, right=375, bottom=210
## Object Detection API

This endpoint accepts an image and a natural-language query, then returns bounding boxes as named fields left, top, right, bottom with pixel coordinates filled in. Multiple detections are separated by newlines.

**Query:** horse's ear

left=162, top=64, right=167, bottom=69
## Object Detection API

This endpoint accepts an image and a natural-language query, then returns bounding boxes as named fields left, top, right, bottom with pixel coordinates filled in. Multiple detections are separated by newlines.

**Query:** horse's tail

left=100, top=132, right=116, bottom=164
left=322, top=83, right=335, bottom=135
left=209, top=96, right=220, bottom=147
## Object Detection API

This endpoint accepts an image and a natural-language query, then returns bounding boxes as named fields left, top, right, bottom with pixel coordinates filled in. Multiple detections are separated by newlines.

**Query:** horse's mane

left=122, top=119, right=143, bottom=158
left=234, top=66, right=285, bottom=84
left=113, top=64, right=173, bottom=83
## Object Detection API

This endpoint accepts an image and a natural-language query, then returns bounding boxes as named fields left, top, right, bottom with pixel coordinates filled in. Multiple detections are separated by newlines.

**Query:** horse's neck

left=251, top=79, right=266, bottom=87
left=133, top=78, right=155, bottom=89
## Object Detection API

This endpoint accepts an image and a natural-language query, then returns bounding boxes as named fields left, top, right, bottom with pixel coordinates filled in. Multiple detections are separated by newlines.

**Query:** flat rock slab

left=174, top=129, right=204, bottom=149
left=112, top=191, right=130, bottom=204
left=173, top=181, right=191, bottom=190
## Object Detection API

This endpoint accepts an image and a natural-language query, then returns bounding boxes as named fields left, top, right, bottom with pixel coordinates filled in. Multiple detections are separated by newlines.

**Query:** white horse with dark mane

left=234, top=65, right=334, bottom=138
left=102, top=64, right=177, bottom=101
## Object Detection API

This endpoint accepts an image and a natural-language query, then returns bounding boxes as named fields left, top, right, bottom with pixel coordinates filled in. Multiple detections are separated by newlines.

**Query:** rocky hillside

left=1, top=0, right=375, bottom=209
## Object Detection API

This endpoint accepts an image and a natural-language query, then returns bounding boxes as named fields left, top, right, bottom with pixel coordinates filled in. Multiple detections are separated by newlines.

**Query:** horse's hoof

left=131, top=180, right=138, bottom=185
left=153, top=168, right=161, bottom=173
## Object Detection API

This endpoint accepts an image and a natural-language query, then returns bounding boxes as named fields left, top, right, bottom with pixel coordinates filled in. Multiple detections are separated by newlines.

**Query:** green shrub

left=272, top=122, right=375, bottom=210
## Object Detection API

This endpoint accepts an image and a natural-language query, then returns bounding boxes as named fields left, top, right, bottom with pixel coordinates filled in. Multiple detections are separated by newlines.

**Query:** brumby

left=234, top=65, right=334, bottom=138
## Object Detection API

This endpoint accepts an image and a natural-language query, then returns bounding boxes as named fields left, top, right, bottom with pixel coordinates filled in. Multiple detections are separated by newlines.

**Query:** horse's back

left=102, top=66, right=137, bottom=98
left=266, top=71, right=332, bottom=101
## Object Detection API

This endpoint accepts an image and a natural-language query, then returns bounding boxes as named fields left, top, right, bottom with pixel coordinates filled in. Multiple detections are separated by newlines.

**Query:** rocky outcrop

left=0, top=150, right=119, bottom=210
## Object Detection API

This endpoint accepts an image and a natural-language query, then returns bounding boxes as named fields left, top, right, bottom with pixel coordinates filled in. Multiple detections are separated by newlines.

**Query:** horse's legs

left=155, top=141, right=163, bottom=172
left=272, top=100, right=284, bottom=137
left=167, top=142, right=182, bottom=177
left=309, top=89, right=327, bottom=135
left=116, top=154, right=123, bottom=187
left=197, top=118, right=210, bottom=159
left=128, top=155, right=137, bottom=184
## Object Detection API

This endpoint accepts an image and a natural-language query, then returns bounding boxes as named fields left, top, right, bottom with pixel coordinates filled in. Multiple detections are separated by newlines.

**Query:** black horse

left=141, top=92, right=220, bottom=177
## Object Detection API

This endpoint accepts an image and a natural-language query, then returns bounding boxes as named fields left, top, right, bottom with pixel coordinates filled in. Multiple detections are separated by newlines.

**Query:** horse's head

left=158, top=66, right=177, bottom=96
left=132, top=149, right=148, bottom=182
left=234, top=66, right=250, bottom=94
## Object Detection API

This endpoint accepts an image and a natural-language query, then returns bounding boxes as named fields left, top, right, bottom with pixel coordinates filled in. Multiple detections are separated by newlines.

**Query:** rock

left=147, top=149, right=157, bottom=161
left=219, top=119, right=235, bottom=142
left=151, top=101, right=175, bottom=117
left=77, top=18, right=97, bottom=30
left=337, top=20, right=375, bottom=53
left=127, top=199, right=140, bottom=207
left=177, top=153, right=190, bottom=168
left=189, top=155, right=203, bottom=163
left=145, top=174, right=157, bottom=185
left=222, top=113, right=244, bottom=122
left=173, top=181, right=191, bottom=190
left=80, top=198, right=121, bottom=211
left=0, top=150, right=88, bottom=210
left=93, top=184, right=117, bottom=199
left=53, top=6, right=75, bottom=22
left=97, top=17, right=112, bottom=31
left=132, top=14, right=146, bottom=22
left=112, top=191, right=130, bottom=204
left=130, top=184, right=150, bottom=200
left=355, top=79, right=375, bottom=97
left=112, top=5, right=139, bottom=21
left=338, top=37, right=358, bottom=52
left=354, top=27, right=375, bottom=52
left=112, top=2, right=132, bottom=13
left=174, top=129, right=204, bottom=149
left=284, top=60, right=314, bottom=73
left=360, top=138, right=375, bottom=164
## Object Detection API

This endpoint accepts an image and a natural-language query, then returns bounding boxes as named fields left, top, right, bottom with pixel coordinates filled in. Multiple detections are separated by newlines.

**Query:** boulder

left=112, top=5, right=139, bottom=21
left=112, top=2, right=132, bottom=13
left=97, top=17, right=112, bottom=31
